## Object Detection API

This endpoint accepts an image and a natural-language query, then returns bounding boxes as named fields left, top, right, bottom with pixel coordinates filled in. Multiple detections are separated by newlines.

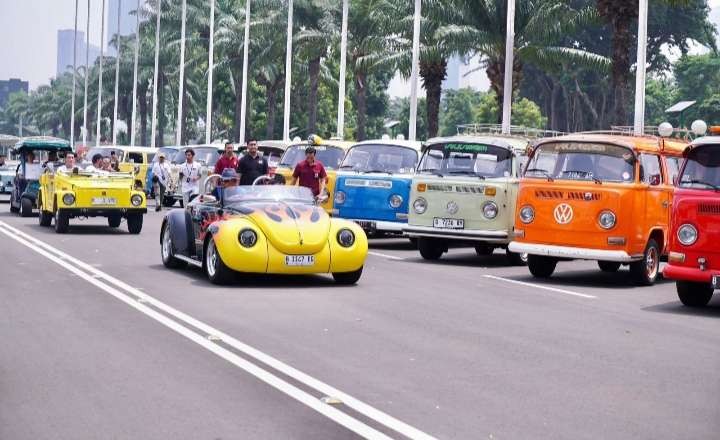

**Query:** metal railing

left=456, top=123, right=564, bottom=139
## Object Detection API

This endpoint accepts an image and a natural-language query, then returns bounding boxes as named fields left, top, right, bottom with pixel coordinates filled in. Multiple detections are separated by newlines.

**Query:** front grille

left=698, top=204, right=720, bottom=215
left=427, top=184, right=454, bottom=192
left=455, top=186, right=484, bottom=194
left=567, top=191, right=601, bottom=201
left=535, top=190, right=564, bottom=199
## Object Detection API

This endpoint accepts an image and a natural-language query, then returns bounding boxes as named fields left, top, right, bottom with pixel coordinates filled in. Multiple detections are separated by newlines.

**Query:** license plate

left=433, top=217, right=464, bottom=229
left=285, top=255, right=315, bottom=266
left=356, top=220, right=376, bottom=230
left=91, top=197, right=117, bottom=205
left=713, top=275, right=719, bottom=290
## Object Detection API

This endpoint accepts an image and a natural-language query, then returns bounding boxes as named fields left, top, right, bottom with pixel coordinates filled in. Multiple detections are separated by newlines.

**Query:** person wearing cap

left=238, top=138, right=268, bottom=186
left=220, top=168, right=240, bottom=197
left=152, top=152, right=172, bottom=211
left=291, top=146, right=327, bottom=199
left=214, top=141, right=239, bottom=175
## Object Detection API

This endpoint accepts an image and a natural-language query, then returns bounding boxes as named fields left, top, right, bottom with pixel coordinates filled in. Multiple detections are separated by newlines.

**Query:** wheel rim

left=206, top=241, right=217, bottom=277
left=162, top=227, right=172, bottom=260
left=520, top=253, right=529, bottom=264
left=646, top=246, right=659, bottom=279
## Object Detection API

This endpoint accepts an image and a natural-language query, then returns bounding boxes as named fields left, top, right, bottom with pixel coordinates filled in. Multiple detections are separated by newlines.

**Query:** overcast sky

left=0, top=0, right=719, bottom=92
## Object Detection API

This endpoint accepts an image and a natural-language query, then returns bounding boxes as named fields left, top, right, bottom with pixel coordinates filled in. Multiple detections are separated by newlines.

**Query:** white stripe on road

left=483, top=275, right=597, bottom=299
left=0, top=221, right=435, bottom=440
left=368, top=251, right=405, bottom=261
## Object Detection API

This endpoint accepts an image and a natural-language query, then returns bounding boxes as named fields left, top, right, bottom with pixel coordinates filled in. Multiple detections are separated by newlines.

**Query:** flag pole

left=282, top=0, right=293, bottom=141
left=96, top=0, right=106, bottom=146
left=239, top=0, right=251, bottom=144
left=633, top=0, right=649, bottom=136
left=205, top=0, right=216, bottom=144
left=175, top=0, right=187, bottom=146
left=336, top=0, right=348, bottom=139
left=112, top=0, right=122, bottom=144
left=130, top=0, right=140, bottom=146
left=501, top=0, right=515, bottom=135
left=408, top=0, right=421, bottom=141
left=83, top=0, right=91, bottom=147
left=70, top=0, right=79, bottom=147
left=150, top=0, right=161, bottom=148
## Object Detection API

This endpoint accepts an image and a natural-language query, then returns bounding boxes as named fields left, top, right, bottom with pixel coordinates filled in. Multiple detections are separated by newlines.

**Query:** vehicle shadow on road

left=367, top=238, right=416, bottom=251
left=493, top=270, right=674, bottom=291
left=402, top=252, right=525, bottom=268
left=642, top=300, right=720, bottom=318
left=24, top=223, right=131, bottom=235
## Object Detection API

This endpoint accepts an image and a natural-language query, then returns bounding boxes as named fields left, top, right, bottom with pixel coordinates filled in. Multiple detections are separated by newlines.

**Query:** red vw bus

left=663, top=133, right=720, bottom=307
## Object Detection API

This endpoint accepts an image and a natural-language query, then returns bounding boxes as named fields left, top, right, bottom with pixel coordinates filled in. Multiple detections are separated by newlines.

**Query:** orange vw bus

left=508, top=132, right=687, bottom=285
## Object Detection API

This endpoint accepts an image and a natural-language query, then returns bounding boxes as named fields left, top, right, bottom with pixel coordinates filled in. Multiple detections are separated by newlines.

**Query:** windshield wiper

left=447, top=170, right=486, bottom=180
left=363, top=169, right=393, bottom=175
left=418, top=168, right=443, bottom=177
left=525, top=168, right=554, bottom=182
left=683, top=179, right=720, bottom=191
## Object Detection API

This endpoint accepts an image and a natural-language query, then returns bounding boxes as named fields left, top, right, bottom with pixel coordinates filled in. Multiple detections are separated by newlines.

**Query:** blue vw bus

left=333, top=138, right=423, bottom=235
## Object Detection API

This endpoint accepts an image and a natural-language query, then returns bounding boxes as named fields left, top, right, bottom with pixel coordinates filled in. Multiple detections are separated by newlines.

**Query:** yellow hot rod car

left=38, top=167, right=147, bottom=234
left=159, top=180, right=368, bottom=285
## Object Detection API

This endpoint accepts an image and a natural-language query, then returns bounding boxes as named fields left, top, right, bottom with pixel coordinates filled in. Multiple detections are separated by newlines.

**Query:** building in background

left=107, top=0, right=136, bottom=55
left=0, top=78, right=29, bottom=109
left=57, top=30, right=101, bottom=77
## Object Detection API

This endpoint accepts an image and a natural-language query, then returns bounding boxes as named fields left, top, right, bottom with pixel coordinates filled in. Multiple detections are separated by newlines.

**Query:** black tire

left=527, top=255, right=557, bottom=278
left=127, top=213, right=143, bottom=234
left=163, top=196, right=176, bottom=207
left=20, top=197, right=33, bottom=217
left=54, top=209, right=69, bottom=234
left=630, top=239, right=661, bottom=286
left=418, top=237, right=445, bottom=260
left=598, top=261, right=621, bottom=273
left=108, top=214, right=122, bottom=228
left=161, top=222, right=186, bottom=269
left=676, top=281, right=714, bottom=307
left=506, top=250, right=528, bottom=266
left=408, top=237, right=418, bottom=247
left=204, top=238, right=234, bottom=285
left=38, top=209, right=52, bottom=226
left=475, top=245, right=494, bottom=256
left=333, top=267, right=363, bottom=285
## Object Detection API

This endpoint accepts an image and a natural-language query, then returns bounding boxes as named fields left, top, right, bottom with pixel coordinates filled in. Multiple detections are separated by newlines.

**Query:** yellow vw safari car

left=38, top=165, right=147, bottom=234
left=405, top=134, right=532, bottom=264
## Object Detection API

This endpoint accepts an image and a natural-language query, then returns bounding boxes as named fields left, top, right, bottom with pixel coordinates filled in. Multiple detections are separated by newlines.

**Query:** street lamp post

left=112, top=0, right=122, bottom=145
left=71, top=0, right=79, bottom=147
left=336, top=0, right=348, bottom=140
left=150, top=0, right=161, bottom=148
left=408, top=0, right=421, bottom=141
left=83, top=0, right=91, bottom=147
left=633, top=0, right=649, bottom=136
left=96, top=0, right=106, bottom=146
left=130, top=0, right=140, bottom=146
left=176, top=0, right=187, bottom=146
left=239, top=0, right=251, bottom=145
left=282, top=0, right=293, bottom=141
left=206, top=0, right=216, bottom=144
left=501, top=0, right=515, bottom=135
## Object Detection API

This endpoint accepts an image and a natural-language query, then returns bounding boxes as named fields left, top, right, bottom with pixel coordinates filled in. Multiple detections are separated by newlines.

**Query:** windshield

left=679, top=146, right=720, bottom=190
left=224, top=185, right=315, bottom=204
left=153, top=147, right=178, bottom=163
left=173, top=147, right=220, bottom=166
left=86, top=147, right=124, bottom=162
left=340, top=144, right=418, bottom=174
left=279, top=145, right=345, bottom=170
left=418, top=142, right=514, bottom=178
left=239, top=146, right=284, bottom=168
left=525, top=142, right=636, bottom=183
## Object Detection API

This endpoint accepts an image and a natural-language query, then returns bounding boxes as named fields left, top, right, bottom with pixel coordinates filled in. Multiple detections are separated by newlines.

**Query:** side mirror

left=650, top=174, right=661, bottom=186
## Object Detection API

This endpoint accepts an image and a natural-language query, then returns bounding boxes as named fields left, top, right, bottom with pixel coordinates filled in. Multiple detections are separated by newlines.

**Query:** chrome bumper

left=404, top=225, right=509, bottom=243
left=508, top=242, right=641, bottom=262
left=349, top=219, right=406, bottom=233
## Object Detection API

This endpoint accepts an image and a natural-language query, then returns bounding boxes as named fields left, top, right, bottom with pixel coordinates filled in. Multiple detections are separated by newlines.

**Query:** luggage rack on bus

left=456, top=123, right=564, bottom=139
left=576, top=126, right=701, bottom=140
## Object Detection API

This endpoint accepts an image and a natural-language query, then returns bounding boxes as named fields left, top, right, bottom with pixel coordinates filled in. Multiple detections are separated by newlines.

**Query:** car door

left=639, top=153, right=669, bottom=246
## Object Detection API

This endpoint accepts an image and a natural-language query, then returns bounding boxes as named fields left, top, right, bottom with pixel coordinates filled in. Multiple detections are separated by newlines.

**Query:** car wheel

left=204, top=238, right=234, bottom=285
left=408, top=237, right=418, bottom=248
left=54, top=209, right=69, bottom=234
left=127, top=214, right=143, bottom=234
left=161, top=222, right=186, bottom=269
left=630, top=239, right=660, bottom=286
left=527, top=255, right=557, bottom=278
left=418, top=237, right=445, bottom=260
left=475, top=245, right=494, bottom=256
left=598, top=261, right=621, bottom=273
left=506, top=250, right=528, bottom=266
left=20, top=197, right=33, bottom=217
left=676, top=281, right=713, bottom=307
left=332, top=266, right=363, bottom=285
left=38, top=198, right=52, bottom=227
left=108, top=214, right=122, bottom=228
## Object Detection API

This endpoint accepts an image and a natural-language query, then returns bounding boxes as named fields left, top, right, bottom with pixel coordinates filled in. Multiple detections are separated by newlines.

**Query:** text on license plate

left=92, top=197, right=117, bottom=205
left=713, top=275, right=719, bottom=290
left=433, top=217, right=464, bottom=229
left=285, top=255, right=315, bottom=266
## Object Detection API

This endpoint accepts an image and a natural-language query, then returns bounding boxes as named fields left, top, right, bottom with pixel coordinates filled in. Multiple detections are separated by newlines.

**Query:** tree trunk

left=420, top=59, right=447, bottom=138
left=307, top=56, right=321, bottom=135
left=354, top=72, right=367, bottom=141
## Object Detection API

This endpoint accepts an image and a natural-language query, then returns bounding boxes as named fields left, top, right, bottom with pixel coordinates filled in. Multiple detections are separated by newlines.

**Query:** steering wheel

left=252, top=175, right=273, bottom=186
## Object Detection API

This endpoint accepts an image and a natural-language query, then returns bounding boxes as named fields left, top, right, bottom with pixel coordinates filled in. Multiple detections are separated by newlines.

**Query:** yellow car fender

left=211, top=217, right=270, bottom=273
left=328, top=220, right=368, bottom=273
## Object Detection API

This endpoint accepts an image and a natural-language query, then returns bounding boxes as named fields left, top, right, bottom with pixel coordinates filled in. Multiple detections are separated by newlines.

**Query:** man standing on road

left=56, top=152, right=77, bottom=173
left=291, top=146, right=327, bottom=201
left=238, top=139, right=268, bottom=186
left=214, top=141, right=238, bottom=175
left=152, top=153, right=171, bottom=212
left=180, top=149, right=201, bottom=206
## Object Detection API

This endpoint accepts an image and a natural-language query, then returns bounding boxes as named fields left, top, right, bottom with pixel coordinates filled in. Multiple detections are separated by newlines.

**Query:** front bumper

left=347, top=219, right=406, bottom=233
left=404, top=225, right=509, bottom=243
left=663, top=264, right=720, bottom=284
left=60, top=208, right=147, bottom=217
left=508, top=241, right=642, bottom=262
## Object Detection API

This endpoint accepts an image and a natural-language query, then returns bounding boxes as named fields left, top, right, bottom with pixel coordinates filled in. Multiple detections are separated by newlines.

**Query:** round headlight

left=62, top=193, right=75, bottom=206
left=131, top=194, right=143, bottom=207
left=598, top=210, right=616, bottom=229
left=389, top=194, right=403, bottom=209
left=337, top=228, right=355, bottom=247
left=413, top=197, right=427, bottom=214
left=677, top=224, right=698, bottom=246
left=482, top=201, right=498, bottom=219
left=334, top=190, right=346, bottom=205
left=519, top=205, right=534, bottom=224
left=238, top=229, right=258, bottom=248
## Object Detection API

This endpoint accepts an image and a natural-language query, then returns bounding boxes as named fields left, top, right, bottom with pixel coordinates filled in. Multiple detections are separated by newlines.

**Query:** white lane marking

left=0, top=221, right=435, bottom=440
left=482, top=275, right=597, bottom=299
left=368, top=251, right=405, bottom=261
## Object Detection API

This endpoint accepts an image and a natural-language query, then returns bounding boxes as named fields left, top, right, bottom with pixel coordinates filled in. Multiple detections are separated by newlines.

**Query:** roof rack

left=576, top=126, right=699, bottom=140
left=456, top=123, right=564, bottom=139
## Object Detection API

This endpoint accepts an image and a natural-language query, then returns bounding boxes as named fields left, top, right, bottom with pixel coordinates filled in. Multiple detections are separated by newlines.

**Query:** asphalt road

left=0, top=204, right=718, bottom=440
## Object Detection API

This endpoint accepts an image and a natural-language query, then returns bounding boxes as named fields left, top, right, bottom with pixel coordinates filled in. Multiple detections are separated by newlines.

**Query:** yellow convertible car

left=159, top=179, right=368, bottom=285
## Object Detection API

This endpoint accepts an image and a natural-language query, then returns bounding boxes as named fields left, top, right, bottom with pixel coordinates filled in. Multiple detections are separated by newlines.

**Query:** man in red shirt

left=291, top=146, right=327, bottom=199
left=214, top=142, right=238, bottom=175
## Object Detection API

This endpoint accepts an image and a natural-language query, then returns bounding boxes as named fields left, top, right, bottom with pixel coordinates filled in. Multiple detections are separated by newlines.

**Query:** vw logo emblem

left=446, top=201, right=459, bottom=215
left=554, top=203, right=574, bottom=224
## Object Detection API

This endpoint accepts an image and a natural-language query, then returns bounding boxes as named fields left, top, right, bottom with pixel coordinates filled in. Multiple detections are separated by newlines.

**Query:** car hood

left=63, top=176, right=135, bottom=190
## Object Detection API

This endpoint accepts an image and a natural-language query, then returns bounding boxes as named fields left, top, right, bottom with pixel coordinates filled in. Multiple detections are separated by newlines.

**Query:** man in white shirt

left=180, top=148, right=201, bottom=206
left=151, top=153, right=172, bottom=211
left=56, top=152, right=77, bottom=174
left=85, top=154, right=109, bottom=174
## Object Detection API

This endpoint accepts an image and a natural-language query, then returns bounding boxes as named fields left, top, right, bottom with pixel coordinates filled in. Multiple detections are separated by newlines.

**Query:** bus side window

left=664, top=156, right=680, bottom=185
left=640, top=154, right=662, bottom=186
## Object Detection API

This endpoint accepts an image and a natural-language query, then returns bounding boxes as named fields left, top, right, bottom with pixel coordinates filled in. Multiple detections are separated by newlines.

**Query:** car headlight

left=238, top=229, right=258, bottom=248
left=389, top=194, right=403, bottom=209
left=337, top=228, right=355, bottom=247
left=677, top=224, right=698, bottom=246
left=482, top=201, right=498, bottom=219
left=62, top=193, right=75, bottom=206
left=598, top=210, right=616, bottom=230
left=413, top=197, right=427, bottom=214
left=131, top=194, right=143, bottom=206
left=334, top=190, right=346, bottom=205
left=519, top=205, right=534, bottom=224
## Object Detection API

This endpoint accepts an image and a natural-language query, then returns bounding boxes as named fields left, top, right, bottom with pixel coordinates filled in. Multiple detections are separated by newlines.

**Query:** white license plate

left=91, top=197, right=117, bottom=205
left=713, top=275, right=719, bottom=290
left=433, top=217, right=464, bottom=229
left=285, top=255, right=315, bottom=266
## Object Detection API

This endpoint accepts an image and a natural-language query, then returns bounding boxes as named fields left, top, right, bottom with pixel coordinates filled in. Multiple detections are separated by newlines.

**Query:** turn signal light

left=485, top=187, right=497, bottom=196
left=709, top=126, right=720, bottom=135
left=607, top=237, right=626, bottom=246
left=668, top=252, right=685, bottom=263
left=417, top=183, right=427, bottom=192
